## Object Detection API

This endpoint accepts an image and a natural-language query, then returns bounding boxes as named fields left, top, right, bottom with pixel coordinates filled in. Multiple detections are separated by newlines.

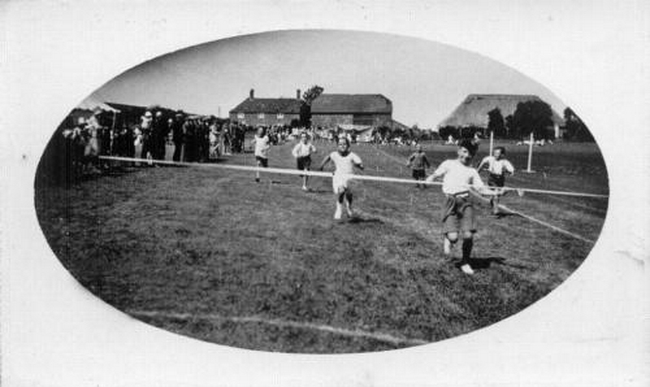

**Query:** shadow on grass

left=304, top=189, right=332, bottom=194
left=347, top=216, right=384, bottom=224
left=494, top=212, right=518, bottom=219
left=451, top=257, right=534, bottom=271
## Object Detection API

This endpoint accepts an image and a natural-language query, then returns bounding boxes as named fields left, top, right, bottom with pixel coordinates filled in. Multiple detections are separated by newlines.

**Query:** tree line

left=439, top=100, right=594, bottom=142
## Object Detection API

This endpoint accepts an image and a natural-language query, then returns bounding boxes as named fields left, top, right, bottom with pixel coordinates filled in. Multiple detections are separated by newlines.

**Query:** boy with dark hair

left=319, top=137, right=364, bottom=220
left=477, top=146, right=515, bottom=216
left=407, top=144, right=431, bottom=188
left=426, top=139, right=496, bottom=275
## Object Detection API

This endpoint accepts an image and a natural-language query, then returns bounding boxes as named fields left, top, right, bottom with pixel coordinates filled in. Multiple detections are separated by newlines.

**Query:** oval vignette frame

left=33, top=29, right=609, bottom=354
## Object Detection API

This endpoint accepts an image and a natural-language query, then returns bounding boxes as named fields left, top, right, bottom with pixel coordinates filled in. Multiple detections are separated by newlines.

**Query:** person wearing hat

left=140, top=111, right=154, bottom=163
left=425, top=139, right=497, bottom=275
left=152, top=110, right=168, bottom=161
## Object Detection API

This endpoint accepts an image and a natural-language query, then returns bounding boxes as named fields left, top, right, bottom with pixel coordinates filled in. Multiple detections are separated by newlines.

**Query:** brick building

left=310, top=94, right=393, bottom=129
left=229, top=89, right=303, bottom=127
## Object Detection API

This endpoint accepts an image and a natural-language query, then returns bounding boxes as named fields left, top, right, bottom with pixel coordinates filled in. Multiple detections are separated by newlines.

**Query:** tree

left=302, top=85, right=324, bottom=104
left=563, top=107, right=594, bottom=142
left=438, top=126, right=458, bottom=141
left=487, top=108, right=506, bottom=138
left=504, top=114, right=515, bottom=138
left=510, top=101, right=554, bottom=140
left=300, top=85, right=324, bottom=127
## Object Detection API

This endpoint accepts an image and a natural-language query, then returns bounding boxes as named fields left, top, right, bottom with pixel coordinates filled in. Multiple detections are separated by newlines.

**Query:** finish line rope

left=99, top=156, right=609, bottom=199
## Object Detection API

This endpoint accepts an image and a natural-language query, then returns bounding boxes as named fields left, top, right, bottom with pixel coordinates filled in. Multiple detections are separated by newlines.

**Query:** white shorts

left=332, top=174, right=352, bottom=194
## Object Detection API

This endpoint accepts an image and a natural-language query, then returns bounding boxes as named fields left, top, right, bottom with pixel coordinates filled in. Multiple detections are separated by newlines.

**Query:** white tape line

left=128, top=310, right=428, bottom=346
left=99, top=156, right=608, bottom=199
left=501, top=186, right=608, bottom=199
left=467, top=191, right=595, bottom=243
left=498, top=204, right=595, bottom=244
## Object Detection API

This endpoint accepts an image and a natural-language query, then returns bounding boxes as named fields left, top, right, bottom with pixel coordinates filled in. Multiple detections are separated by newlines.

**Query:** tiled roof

left=230, top=98, right=303, bottom=114
left=311, top=94, right=392, bottom=114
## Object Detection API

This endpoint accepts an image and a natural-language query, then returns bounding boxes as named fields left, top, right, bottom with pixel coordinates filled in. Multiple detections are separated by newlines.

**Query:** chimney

left=249, top=89, right=255, bottom=99
left=296, top=89, right=301, bottom=100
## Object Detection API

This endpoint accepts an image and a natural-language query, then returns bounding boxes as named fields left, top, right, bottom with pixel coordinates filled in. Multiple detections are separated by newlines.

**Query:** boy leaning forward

left=425, top=139, right=496, bottom=275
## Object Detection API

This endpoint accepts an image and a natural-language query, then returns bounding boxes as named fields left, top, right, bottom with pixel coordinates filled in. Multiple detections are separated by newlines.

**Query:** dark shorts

left=487, top=173, right=505, bottom=187
left=296, top=156, right=312, bottom=170
left=442, top=194, right=477, bottom=234
left=256, top=156, right=268, bottom=167
left=412, top=169, right=426, bottom=179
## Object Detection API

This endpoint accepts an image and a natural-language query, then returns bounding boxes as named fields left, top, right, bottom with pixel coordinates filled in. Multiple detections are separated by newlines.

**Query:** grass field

left=34, top=138, right=609, bottom=353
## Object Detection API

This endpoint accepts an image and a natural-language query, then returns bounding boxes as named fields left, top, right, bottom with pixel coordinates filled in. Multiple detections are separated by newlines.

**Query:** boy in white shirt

left=426, top=139, right=496, bottom=275
left=292, top=132, right=317, bottom=191
left=251, top=127, right=271, bottom=182
left=477, top=146, right=515, bottom=216
left=319, top=137, right=364, bottom=220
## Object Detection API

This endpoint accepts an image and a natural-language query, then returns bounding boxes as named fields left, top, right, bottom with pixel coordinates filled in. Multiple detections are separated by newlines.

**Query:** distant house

left=229, top=89, right=303, bottom=127
left=311, top=94, right=393, bottom=129
left=438, top=94, right=565, bottom=138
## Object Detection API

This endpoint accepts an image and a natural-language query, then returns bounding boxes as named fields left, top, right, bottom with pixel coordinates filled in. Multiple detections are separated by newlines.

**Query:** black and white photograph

left=34, top=29, right=610, bottom=353
left=2, top=1, right=648, bottom=386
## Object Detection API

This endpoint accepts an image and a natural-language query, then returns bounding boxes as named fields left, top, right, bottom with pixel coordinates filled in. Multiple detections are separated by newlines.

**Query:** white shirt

left=292, top=142, right=316, bottom=158
left=433, top=159, right=485, bottom=195
left=481, top=156, right=514, bottom=175
left=330, top=151, right=362, bottom=176
left=253, top=135, right=270, bottom=158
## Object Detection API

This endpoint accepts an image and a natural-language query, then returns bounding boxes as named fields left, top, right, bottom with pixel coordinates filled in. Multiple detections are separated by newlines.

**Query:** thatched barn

left=438, top=94, right=565, bottom=138
left=229, top=89, right=303, bottom=127
left=311, top=94, right=393, bottom=129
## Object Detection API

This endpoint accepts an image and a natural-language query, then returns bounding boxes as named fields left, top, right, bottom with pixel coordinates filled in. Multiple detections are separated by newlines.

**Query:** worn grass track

left=34, top=139, right=608, bottom=353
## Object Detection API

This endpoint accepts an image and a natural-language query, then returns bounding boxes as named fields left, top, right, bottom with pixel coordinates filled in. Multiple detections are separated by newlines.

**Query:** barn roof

left=438, top=94, right=564, bottom=128
left=230, top=98, right=303, bottom=114
left=311, top=94, right=392, bottom=114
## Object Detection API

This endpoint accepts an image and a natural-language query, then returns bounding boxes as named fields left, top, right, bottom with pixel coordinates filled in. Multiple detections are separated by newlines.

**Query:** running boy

left=407, top=144, right=431, bottom=188
left=477, top=146, right=515, bottom=215
left=251, top=127, right=270, bottom=182
left=292, top=132, right=317, bottom=191
left=319, top=137, right=364, bottom=220
left=426, top=139, right=496, bottom=275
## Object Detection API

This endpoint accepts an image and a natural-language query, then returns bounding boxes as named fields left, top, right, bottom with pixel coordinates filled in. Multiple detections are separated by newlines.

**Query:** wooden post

left=526, top=132, right=534, bottom=173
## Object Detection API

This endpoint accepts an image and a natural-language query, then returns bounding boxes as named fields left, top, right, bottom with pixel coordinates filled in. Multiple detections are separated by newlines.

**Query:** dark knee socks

left=462, top=237, right=473, bottom=263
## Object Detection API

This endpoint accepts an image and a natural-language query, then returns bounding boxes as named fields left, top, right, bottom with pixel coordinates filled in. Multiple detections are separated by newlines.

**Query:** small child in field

left=292, top=132, right=317, bottom=191
left=319, top=137, right=364, bottom=220
left=477, top=146, right=515, bottom=216
left=426, top=139, right=497, bottom=275
left=251, top=127, right=270, bottom=182
left=407, top=144, right=431, bottom=189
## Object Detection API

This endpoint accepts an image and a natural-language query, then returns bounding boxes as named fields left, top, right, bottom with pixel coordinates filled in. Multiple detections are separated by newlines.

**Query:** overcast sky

left=93, top=30, right=566, bottom=128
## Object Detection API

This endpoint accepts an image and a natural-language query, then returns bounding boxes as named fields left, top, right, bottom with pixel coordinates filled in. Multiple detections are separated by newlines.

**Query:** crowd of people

left=56, top=109, right=253, bottom=179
